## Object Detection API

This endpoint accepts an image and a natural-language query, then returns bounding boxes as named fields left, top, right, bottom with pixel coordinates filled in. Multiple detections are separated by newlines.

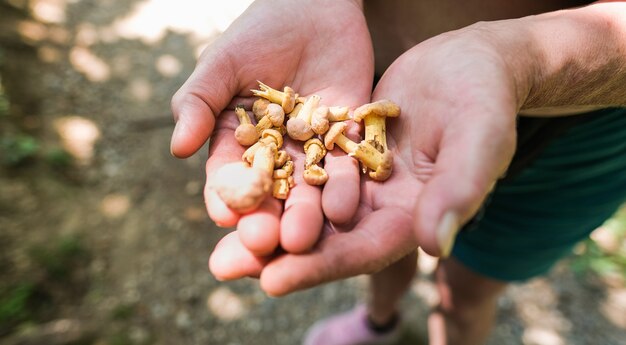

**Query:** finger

left=204, top=115, right=246, bottom=226
left=321, top=121, right=362, bottom=224
left=260, top=208, right=415, bottom=296
left=209, top=231, right=270, bottom=280
left=170, top=45, right=238, bottom=158
left=322, top=150, right=361, bottom=224
left=205, top=189, right=239, bottom=228
left=237, top=196, right=282, bottom=256
left=280, top=160, right=323, bottom=254
left=413, top=110, right=516, bottom=257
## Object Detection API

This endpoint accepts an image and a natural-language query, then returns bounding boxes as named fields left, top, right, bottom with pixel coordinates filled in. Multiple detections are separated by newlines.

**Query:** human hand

left=171, top=0, right=373, bottom=256
left=210, top=23, right=524, bottom=296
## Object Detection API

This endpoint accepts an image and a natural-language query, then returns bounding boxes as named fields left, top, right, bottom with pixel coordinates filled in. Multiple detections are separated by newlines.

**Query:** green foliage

left=0, top=135, right=39, bottom=166
left=28, top=234, right=88, bottom=281
left=45, top=147, right=73, bottom=168
left=0, top=283, right=35, bottom=329
left=111, top=303, right=136, bottom=321
left=571, top=206, right=626, bottom=280
left=0, top=87, right=8, bottom=118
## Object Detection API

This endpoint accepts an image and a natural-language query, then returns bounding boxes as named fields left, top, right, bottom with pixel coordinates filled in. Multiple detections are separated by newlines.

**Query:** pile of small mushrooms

left=214, top=81, right=400, bottom=214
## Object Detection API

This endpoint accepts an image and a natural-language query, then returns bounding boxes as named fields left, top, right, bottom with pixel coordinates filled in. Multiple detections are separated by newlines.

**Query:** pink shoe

left=303, top=305, right=402, bottom=345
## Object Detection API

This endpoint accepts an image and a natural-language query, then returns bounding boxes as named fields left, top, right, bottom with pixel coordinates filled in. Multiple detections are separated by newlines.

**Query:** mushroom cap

left=260, top=128, right=283, bottom=148
left=274, top=149, right=290, bottom=168
left=303, top=138, right=324, bottom=153
left=281, top=86, right=296, bottom=113
left=234, top=124, right=259, bottom=146
left=327, top=106, right=350, bottom=121
left=252, top=98, right=270, bottom=121
left=303, top=165, right=329, bottom=186
left=324, top=122, right=347, bottom=150
left=286, top=117, right=314, bottom=141
left=212, top=162, right=272, bottom=213
left=368, top=150, right=394, bottom=181
left=353, top=100, right=401, bottom=122
left=311, top=106, right=330, bottom=135
left=265, top=103, right=285, bottom=126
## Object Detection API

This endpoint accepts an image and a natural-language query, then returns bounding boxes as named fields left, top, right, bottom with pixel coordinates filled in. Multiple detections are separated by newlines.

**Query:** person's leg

left=303, top=251, right=417, bottom=345
left=368, top=250, right=418, bottom=326
left=428, top=257, right=508, bottom=345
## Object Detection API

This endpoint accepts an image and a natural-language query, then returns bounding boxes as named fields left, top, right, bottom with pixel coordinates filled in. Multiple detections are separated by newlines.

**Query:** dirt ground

left=1, top=1, right=625, bottom=344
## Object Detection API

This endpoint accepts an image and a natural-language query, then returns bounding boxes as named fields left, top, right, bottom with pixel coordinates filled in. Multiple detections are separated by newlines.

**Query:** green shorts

left=452, top=108, right=626, bottom=281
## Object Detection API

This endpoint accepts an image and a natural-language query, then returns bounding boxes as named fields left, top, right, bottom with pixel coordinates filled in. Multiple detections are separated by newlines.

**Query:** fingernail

left=436, top=211, right=460, bottom=258
left=170, top=121, right=182, bottom=156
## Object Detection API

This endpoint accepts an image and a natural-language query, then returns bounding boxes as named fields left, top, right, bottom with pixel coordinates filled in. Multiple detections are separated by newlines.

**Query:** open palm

left=209, top=27, right=523, bottom=296
left=171, top=0, right=374, bottom=259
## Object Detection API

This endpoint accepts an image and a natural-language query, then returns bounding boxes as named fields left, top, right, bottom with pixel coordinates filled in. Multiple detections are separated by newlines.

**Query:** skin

left=173, top=1, right=626, bottom=344
left=172, top=0, right=372, bottom=255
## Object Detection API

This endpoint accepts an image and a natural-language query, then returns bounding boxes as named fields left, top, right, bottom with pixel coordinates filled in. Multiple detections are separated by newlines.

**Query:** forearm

left=494, top=2, right=626, bottom=114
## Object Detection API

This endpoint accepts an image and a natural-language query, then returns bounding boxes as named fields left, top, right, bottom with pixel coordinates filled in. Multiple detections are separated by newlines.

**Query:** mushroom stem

left=251, top=81, right=296, bottom=113
left=288, top=103, right=303, bottom=120
left=354, top=100, right=400, bottom=154
left=351, top=141, right=388, bottom=171
left=234, top=105, right=259, bottom=146
left=327, top=106, right=350, bottom=121
left=297, top=95, right=320, bottom=124
left=235, top=105, right=251, bottom=125
left=286, top=95, right=320, bottom=141
left=364, top=115, right=387, bottom=153
left=252, top=143, right=276, bottom=173
left=243, top=129, right=283, bottom=165
left=332, top=133, right=359, bottom=154
left=304, top=138, right=327, bottom=169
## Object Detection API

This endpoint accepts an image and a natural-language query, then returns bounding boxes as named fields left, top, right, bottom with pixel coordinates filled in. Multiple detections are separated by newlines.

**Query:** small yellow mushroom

left=251, top=81, right=296, bottom=113
left=324, top=122, right=393, bottom=181
left=287, top=102, right=304, bottom=120
left=234, top=105, right=259, bottom=146
left=243, top=129, right=283, bottom=165
left=256, top=103, right=285, bottom=134
left=327, top=106, right=350, bottom=122
left=272, top=178, right=290, bottom=200
left=252, top=98, right=271, bottom=122
left=311, top=106, right=330, bottom=135
left=286, top=95, right=320, bottom=141
left=303, top=164, right=329, bottom=186
left=212, top=162, right=272, bottom=214
left=303, top=138, right=327, bottom=169
left=353, top=100, right=400, bottom=153
left=274, top=150, right=290, bottom=168
left=272, top=160, right=294, bottom=199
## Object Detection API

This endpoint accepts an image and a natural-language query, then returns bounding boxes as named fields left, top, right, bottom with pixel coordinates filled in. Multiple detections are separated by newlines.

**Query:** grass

left=571, top=205, right=626, bottom=282
left=0, top=235, right=90, bottom=336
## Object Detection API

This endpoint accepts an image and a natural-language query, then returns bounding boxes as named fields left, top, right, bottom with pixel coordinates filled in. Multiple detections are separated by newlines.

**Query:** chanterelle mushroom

left=212, top=162, right=272, bottom=214
left=303, top=164, right=329, bottom=186
left=256, top=103, right=285, bottom=133
left=324, top=122, right=394, bottom=181
left=234, top=105, right=259, bottom=146
left=251, top=81, right=296, bottom=113
left=353, top=100, right=400, bottom=153
left=286, top=95, right=320, bottom=141
left=242, top=128, right=283, bottom=165
left=303, top=138, right=327, bottom=169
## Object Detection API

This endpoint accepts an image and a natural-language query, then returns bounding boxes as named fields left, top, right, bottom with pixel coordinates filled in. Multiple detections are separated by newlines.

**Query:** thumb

left=414, top=111, right=517, bottom=257
left=170, top=46, right=238, bottom=158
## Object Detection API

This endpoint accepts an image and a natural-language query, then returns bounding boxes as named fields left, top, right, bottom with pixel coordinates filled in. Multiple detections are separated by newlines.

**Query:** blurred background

left=0, top=1, right=625, bottom=344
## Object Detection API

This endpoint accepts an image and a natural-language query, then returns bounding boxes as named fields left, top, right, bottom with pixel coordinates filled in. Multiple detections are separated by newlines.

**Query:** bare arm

left=499, top=2, right=626, bottom=114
